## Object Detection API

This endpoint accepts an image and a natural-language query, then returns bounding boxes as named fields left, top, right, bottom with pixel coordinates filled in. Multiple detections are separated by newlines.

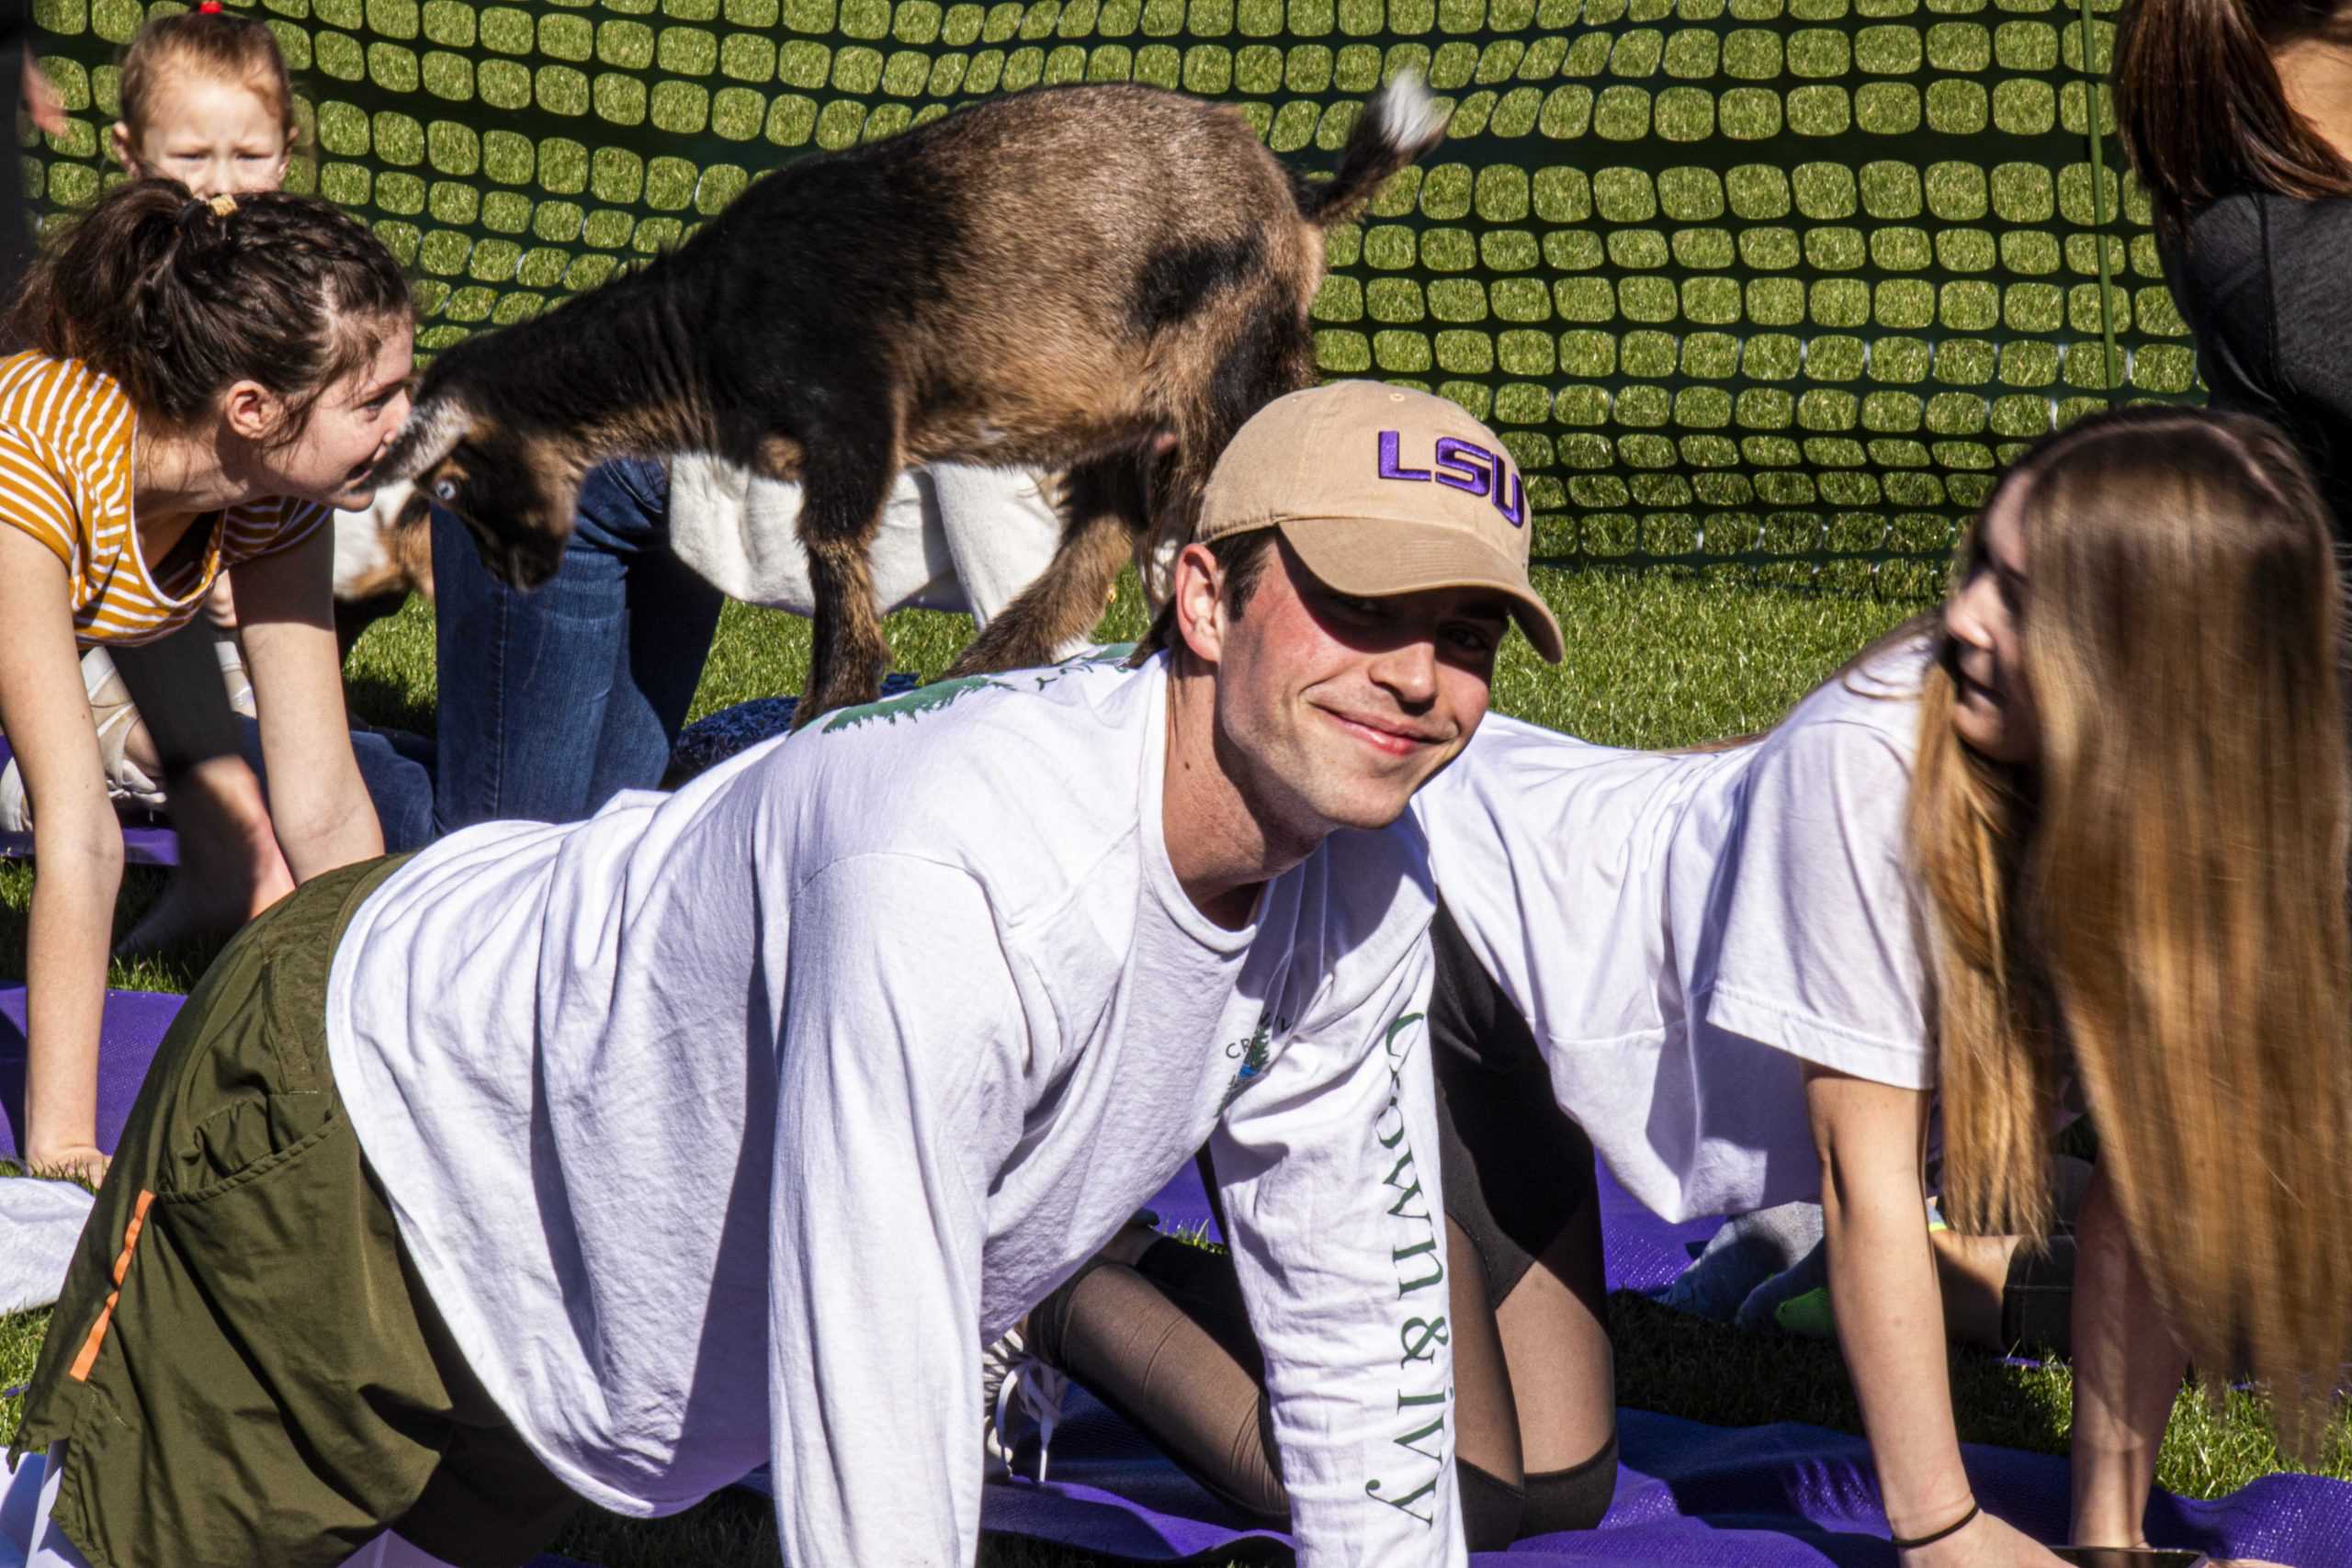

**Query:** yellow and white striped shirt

left=0, top=351, right=330, bottom=646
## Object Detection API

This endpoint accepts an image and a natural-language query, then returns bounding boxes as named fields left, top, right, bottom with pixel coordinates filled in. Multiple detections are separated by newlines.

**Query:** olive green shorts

left=9, top=856, right=577, bottom=1568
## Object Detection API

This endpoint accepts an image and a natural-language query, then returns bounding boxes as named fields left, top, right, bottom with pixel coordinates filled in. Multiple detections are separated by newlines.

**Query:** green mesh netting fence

left=22, top=0, right=2198, bottom=581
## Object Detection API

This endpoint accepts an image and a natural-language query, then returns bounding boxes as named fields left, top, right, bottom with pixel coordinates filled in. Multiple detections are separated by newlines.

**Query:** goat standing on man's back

left=375, top=72, right=1451, bottom=725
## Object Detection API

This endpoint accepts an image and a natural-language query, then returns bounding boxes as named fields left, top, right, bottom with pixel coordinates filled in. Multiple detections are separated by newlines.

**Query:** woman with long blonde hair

left=1001, top=404, right=2352, bottom=1563
left=1806, top=401, right=2352, bottom=1559
left=1912, top=406, right=2352, bottom=1485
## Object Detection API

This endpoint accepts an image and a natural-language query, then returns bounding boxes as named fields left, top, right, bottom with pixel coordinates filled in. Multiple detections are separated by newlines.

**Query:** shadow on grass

left=1610, top=1292, right=2073, bottom=1457
left=342, top=668, right=436, bottom=738
left=0, top=863, right=223, bottom=992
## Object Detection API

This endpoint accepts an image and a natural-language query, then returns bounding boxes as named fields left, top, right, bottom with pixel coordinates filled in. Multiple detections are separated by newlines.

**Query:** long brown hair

left=2115, top=0, right=2352, bottom=230
left=7, top=180, right=409, bottom=446
left=1910, top=405, right=2352, bottom=1451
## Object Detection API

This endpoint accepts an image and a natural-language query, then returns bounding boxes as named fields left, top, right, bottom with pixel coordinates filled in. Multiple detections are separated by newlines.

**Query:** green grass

left=1611, top=1293, right=2352, bottom=1501
left=7, top=569, right=2345, bottom=1566
left=334, top=558, right=1938, bottom=751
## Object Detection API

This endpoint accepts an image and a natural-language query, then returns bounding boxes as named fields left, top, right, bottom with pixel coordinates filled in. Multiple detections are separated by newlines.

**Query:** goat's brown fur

left=331, top=480, right=435, bottom=657
left=379, top=73, right=1448, bottom=724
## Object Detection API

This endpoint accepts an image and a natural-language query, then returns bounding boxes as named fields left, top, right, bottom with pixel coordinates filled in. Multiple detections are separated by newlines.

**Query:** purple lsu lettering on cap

left=1196, top=380, right=1565, bottom=663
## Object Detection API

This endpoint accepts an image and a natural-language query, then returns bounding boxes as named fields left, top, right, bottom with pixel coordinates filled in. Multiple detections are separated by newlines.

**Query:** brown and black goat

left=331, top=479, right=435, bottom=658
left=374, top=73, right=1449, bottom=724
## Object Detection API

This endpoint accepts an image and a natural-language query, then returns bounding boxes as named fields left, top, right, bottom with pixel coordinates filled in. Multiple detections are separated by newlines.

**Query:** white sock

left=1659, top=1201, right=1827, bottom=1322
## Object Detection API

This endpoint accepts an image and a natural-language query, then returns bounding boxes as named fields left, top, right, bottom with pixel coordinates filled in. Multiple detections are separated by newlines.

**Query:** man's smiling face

left=1212, top=533, right=1509, bottom=840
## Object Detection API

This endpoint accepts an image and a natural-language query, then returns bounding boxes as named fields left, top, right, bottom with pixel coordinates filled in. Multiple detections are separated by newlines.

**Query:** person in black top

left=2117, top=0, right=2352, bottom=536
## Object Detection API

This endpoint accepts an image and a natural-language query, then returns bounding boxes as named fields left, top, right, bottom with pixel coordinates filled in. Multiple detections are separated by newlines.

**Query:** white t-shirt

left=665, top=456, right=1065, bottom=630
left=326, top=652, right=1466, bottom=1568
left=1415, top=640, right=1935, bottom=1223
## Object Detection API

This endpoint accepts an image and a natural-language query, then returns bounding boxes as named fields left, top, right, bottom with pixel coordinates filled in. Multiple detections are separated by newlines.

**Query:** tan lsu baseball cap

left=1197, top=380, right=1564, bottom=663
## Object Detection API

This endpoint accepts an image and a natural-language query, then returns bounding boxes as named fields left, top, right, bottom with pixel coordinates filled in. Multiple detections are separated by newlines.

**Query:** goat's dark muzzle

left=489, top=532, right=564, bottom=592
left=449, top=504, right=565, bottom=592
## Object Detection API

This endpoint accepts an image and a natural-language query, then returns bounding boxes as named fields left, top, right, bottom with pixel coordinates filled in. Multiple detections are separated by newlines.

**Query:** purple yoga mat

left=0, top=824, right=179, bottom=868
left=977, top=1399, right=2352, bottom=1566
left=0, top=987, right=182, bottom=1162
left=0, top=738, right=181, bottom=868
left=977, top=1166, right=2351, bottom=1566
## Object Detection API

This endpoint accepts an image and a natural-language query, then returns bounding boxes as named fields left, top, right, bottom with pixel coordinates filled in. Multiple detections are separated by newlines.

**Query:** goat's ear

left=374, top=395, right=472, bottom=483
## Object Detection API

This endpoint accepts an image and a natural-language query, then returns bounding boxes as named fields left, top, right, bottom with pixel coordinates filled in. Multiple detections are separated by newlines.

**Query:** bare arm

left=0, top=527, right=124, bottom=1177
left=233, top=524, right=383, bottom=877
left=1807, top=1066, right=2066, bottom=1567
left=1810, top=1068, right=1974, bottom=1536
left=19, top=46, right=65, bottom=138
left=2067, top=1160, right=2183, bottom=1548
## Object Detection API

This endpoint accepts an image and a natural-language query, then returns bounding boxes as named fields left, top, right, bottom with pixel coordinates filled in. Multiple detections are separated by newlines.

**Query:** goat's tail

left=1293, top=69, right=1450, bottom=227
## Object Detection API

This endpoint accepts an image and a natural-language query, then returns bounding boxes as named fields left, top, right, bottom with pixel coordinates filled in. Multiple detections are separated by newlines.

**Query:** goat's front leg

left=783, top=430, right=899, bottom=728
left=945, top=454, right=1148, bottom=678
left=1145, top=297, right=1319, bottom=604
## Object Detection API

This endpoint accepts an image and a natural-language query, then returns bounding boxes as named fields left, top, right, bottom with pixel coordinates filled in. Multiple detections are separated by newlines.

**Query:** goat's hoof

left=790, top=670, right=887, bottom=729
left=945, top=640, right=1037, bottom=680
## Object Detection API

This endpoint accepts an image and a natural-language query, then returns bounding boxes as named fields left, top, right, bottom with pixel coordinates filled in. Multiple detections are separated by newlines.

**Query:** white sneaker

left=79, top=649, right=165, bottom=812
left=0, top=648, right=167, bottom=832
left=981, top=1326, right=1068, bottom=1483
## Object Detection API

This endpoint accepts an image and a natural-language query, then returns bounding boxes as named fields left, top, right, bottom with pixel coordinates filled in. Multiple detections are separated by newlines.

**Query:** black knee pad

left=1457, top=1460, right=1526, bottom=1553
left=1429, top=901, right=1600, bottom=1310
left=1521, top=1430, right=1618, bottom=1538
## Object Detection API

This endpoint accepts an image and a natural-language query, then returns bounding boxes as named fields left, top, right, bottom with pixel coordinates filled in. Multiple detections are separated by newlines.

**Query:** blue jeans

left=351, top=727, right=437, bottom=851
left=430, top=457, right=725, bottom=830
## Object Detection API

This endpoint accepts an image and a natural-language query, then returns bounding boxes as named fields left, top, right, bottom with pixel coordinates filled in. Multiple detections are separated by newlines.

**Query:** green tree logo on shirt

left=817, top=647, right=1140, bottom=734
left=820, top=674, right=1012, bottom=732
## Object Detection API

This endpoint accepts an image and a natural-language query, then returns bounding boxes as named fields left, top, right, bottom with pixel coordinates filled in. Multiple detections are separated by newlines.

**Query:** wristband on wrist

left=1891, top=1501, right=1982, bottom=1552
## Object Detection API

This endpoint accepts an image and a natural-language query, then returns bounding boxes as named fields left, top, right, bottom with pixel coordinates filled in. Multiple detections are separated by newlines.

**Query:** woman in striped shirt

left=0, top=180, right=413, bottom=1181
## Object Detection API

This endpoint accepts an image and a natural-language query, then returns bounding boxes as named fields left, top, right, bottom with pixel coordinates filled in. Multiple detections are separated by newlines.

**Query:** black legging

left=1027, top=900, right=1620, bottom=1550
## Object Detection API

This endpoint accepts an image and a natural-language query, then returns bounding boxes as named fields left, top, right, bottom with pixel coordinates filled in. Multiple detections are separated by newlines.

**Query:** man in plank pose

left=7, top=379, right=1564, bottom=1568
